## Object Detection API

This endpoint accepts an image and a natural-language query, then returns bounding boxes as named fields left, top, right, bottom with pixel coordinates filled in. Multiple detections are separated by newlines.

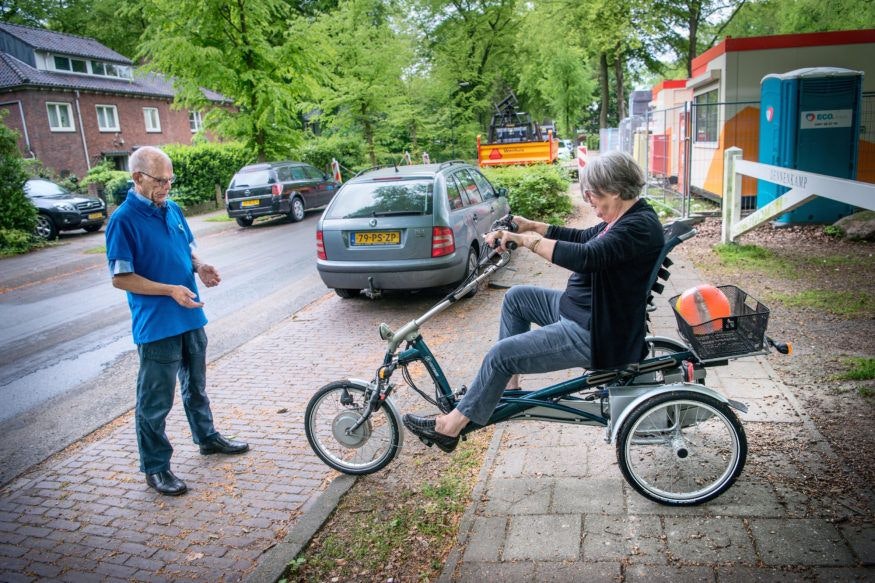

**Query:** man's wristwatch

left=192, top=263, right=200, bottom=273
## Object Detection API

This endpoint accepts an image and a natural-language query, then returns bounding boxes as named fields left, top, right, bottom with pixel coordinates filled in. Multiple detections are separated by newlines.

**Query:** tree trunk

left=686, top=0, right=701, bottom=77
left=362, top=104, right=376, bottom=166
left=599, top=52, right=609, bottom=129
left=614, top=52, right=626, bottom=121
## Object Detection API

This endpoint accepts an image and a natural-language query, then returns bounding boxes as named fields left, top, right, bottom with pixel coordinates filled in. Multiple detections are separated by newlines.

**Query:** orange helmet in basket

left=676, top=284, right=731, bottom=333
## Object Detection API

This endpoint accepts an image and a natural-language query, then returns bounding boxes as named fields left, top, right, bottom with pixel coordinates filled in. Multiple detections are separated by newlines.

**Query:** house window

left=143, top=108, right=161, bottom=132
left=53, top=55, right=87, bottom=73
left=694, top=89, right=719, bottom=143
left=189, top=111, right=203, bottom=132
left=46, top=102, right=75, bottom=132
left=96, top=105, right=120, bottom=131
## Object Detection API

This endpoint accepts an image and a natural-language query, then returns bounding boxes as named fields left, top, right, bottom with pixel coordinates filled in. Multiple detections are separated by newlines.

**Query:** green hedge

left=162, top=142, right=254, bottom=208
left=480, top=164, right=573, bottom=224
left=0, top=116, right=36, bottom=250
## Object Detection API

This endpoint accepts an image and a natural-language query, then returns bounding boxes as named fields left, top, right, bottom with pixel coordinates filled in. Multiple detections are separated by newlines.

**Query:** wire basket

left=670, top=285, right=770, bottom=361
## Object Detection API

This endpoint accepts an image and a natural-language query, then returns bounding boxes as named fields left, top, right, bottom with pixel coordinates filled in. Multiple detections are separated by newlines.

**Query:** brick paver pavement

left=2, top=195, right=872, bottom=582
left=0, top=226, right=514, bottom=582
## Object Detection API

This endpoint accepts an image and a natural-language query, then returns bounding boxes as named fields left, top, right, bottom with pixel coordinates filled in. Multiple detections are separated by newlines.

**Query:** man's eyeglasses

left=139, top=171, right=176, bottom=187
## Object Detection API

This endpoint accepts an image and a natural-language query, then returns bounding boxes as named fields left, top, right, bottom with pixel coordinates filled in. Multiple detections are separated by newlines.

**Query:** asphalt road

left=0, top=210, right=330, bottom=486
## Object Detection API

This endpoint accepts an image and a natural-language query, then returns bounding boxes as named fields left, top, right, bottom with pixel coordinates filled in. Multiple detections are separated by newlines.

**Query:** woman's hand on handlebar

left=485, top=229, right=540, bottom=252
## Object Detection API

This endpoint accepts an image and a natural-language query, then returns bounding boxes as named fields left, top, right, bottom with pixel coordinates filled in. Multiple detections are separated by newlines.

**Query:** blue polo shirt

left=106, top=190, right=207, bottom=344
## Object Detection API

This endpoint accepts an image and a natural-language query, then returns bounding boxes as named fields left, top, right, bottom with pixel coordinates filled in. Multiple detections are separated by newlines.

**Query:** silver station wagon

left=316, top=161, right=510, bottom=298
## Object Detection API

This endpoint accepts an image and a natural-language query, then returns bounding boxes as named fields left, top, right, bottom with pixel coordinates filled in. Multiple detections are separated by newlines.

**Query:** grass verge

left=281, top=430, right=492, bottom=582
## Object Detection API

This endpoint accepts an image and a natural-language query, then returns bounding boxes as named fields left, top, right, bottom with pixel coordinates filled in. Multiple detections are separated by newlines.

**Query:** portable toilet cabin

left=758, top=67, right=863, bottom=224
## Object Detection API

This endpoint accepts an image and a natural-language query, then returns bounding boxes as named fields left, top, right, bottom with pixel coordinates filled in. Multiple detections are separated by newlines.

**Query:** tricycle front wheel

left=305, top=381, right=401, bottom=474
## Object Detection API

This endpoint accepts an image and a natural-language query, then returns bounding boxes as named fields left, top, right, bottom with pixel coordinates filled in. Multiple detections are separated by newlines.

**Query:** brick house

left=0, top=22, right=230, bottom=179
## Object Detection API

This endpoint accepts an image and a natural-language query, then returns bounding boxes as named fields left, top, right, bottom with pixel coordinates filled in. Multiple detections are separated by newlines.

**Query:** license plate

left=352, top=231, right=401, bottom=246
left=241, top=199, right=260, bottom=207
left=87, top=212, right=104, bottom=220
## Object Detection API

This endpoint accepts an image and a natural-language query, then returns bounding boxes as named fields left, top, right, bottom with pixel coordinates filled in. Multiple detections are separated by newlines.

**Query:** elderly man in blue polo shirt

left=106, top=145, right=248, bottom=496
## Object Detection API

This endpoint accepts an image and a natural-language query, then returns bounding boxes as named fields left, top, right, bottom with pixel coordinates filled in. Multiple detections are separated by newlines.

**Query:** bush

left=0, top=116, right=36, bottom=236
left=0, top=227, right=36, bottom=255
left=480, top=164, right=572, bottom=224
left=162, top=142, right=254, bottom=208
left=81, top=161, right=131, bottom=204
left=293, top=134, right=368, bottom=178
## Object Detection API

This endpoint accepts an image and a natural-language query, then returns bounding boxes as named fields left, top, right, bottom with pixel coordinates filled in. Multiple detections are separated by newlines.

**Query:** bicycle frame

left=369, top=248, right=746, bottom=445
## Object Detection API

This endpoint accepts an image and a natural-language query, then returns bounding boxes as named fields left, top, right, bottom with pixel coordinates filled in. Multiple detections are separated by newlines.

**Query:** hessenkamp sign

left=768, top=167, right=809, bottom=190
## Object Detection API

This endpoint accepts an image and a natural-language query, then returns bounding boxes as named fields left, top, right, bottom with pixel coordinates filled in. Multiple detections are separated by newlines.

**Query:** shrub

left=480, top=164, right=572, bottom=224
left=162, top=142, right=254, bottom=208
left=81, top=161, right=131, bottom=204
left=0, top=116, right=36, bottom=236
left=0, top=227, right=36, bottom=255
left=293, top=134, right=368, bottom=178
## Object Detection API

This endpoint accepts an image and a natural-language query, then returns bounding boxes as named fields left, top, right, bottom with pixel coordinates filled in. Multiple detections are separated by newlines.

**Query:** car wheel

left=461, top=246, right=480, bottom=299
left=334, top=289, right=360, bottom=299
left=83, top=224, right=102, bottom=233
left=34, top=213, right=58, bottom=240
left=288, top=197, right=305, bottom=222
left=236, top=217, right=254, bottom=227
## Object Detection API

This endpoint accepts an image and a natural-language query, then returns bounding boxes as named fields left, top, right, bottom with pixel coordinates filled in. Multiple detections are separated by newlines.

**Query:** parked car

left=558, top=139, right=575, bottom=160
left=316, top=161, right=510, bottom=298
left=225, top=161, right=340, bottom=227
left=24, top=178, right=107, bottom=240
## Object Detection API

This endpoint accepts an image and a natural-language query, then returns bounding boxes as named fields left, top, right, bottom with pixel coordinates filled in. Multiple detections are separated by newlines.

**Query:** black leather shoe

left=146, top=470, right=187, bottom=496
left=402, top=414, right=459, bottom=453
left=199, top=434, right=250, bottom=455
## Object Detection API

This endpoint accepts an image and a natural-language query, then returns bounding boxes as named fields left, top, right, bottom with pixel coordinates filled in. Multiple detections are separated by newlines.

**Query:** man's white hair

left=129, top=146, right=171, bottom=174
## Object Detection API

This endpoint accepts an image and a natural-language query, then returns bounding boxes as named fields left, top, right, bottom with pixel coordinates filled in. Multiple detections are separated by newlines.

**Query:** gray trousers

left=455, top=285, right=592, bottom=425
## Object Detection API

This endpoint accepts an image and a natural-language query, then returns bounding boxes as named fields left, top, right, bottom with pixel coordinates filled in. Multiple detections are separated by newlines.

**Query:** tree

left=137, top=0, right=324, bottom=162
left=0, top=113, right=36, bottom=235
left=314, top=0, right=414, bottom=166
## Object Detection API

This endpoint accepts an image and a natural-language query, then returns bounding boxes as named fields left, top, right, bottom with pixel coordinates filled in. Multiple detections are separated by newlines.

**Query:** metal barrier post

left=722, top=147, right=743, bottom=244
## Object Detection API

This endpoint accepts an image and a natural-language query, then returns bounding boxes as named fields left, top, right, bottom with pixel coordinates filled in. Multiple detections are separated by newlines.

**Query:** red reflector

left=431, top=226, right=454, bottom=257
left=316, top=230, right=326, bottom=260
left=272, top=184, right=282, bottom=196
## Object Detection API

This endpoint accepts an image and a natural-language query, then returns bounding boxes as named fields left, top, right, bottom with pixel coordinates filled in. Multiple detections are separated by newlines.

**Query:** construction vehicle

left=476, top=92, right=559, bottom=167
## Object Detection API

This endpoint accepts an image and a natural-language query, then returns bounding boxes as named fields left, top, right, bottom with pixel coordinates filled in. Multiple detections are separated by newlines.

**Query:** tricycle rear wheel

left=616, top=390, right=746, bottom=506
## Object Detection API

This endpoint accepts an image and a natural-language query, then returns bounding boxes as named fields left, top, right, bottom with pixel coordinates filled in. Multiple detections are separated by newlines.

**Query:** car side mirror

left=496, top=187, right=508, bottom=198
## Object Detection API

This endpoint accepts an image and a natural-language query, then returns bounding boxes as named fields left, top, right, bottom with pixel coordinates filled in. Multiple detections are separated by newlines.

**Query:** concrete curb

left=245, top=474, right=357, bottom=583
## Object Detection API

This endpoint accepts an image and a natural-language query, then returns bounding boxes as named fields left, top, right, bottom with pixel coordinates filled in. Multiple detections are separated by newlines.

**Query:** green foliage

left=0, top=116, right=36, bottom=235
left=835, top=357, right=875, bottom=381
left=768, top=290, right=873, bottom=319
left=823, top=225, right=844, bottom=238
left=81, top=161, right=131, bottom=203
left=0, top=228, right=37, bottom=255
left=481, top=165, right=572, bottom=224
left=138, top=0, right=323, bottom=162
left=293, top=133, right=368, bottom=176
left=161, top=142, right=254, bottom=208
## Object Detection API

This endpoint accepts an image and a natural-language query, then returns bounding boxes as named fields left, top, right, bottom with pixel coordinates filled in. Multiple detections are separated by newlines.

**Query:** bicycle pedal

left=419, top=437, right=434, bottom=448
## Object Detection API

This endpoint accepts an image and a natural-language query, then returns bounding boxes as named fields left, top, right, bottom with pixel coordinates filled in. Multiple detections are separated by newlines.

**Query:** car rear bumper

left=226, top=198, right=290, bottom=219
left=317, top=254, right=466, bottom=290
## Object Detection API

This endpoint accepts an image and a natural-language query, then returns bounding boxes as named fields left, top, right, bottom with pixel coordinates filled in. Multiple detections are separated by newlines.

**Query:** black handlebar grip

left=506, top=241, right=518, bottom=251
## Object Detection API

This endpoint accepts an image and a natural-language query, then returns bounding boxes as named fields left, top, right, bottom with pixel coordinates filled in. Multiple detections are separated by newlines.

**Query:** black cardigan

left=546, top=199, right=664, bottom=369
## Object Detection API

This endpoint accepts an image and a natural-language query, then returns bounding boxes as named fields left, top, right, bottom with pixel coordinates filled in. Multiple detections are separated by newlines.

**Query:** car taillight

left=316, top=230, right=326, bottom=260
left=431, top=226, right=454, bottom=257
left=272, top=183, right=282, bottom=196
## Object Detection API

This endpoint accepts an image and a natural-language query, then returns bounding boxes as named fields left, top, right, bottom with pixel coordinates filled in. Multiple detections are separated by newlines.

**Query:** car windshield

left=25, top=179, right=70, bottom=198
left=325, top=179, right=433, bottom=219
left=230, top=170, right=271, bottom=188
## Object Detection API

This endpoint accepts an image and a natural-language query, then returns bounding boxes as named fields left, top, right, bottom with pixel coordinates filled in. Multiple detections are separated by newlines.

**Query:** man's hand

left=196, top=264, right=221, bottom=287
left=170, top=285, right=204, bottom=308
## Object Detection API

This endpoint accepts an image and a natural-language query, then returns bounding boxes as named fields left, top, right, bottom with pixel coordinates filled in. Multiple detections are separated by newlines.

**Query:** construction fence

left=600, top=93, right=875, bottom=218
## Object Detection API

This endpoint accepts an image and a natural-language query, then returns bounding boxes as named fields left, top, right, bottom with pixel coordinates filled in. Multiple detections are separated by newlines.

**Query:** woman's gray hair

left=580, top=150, right=645, bottom=201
